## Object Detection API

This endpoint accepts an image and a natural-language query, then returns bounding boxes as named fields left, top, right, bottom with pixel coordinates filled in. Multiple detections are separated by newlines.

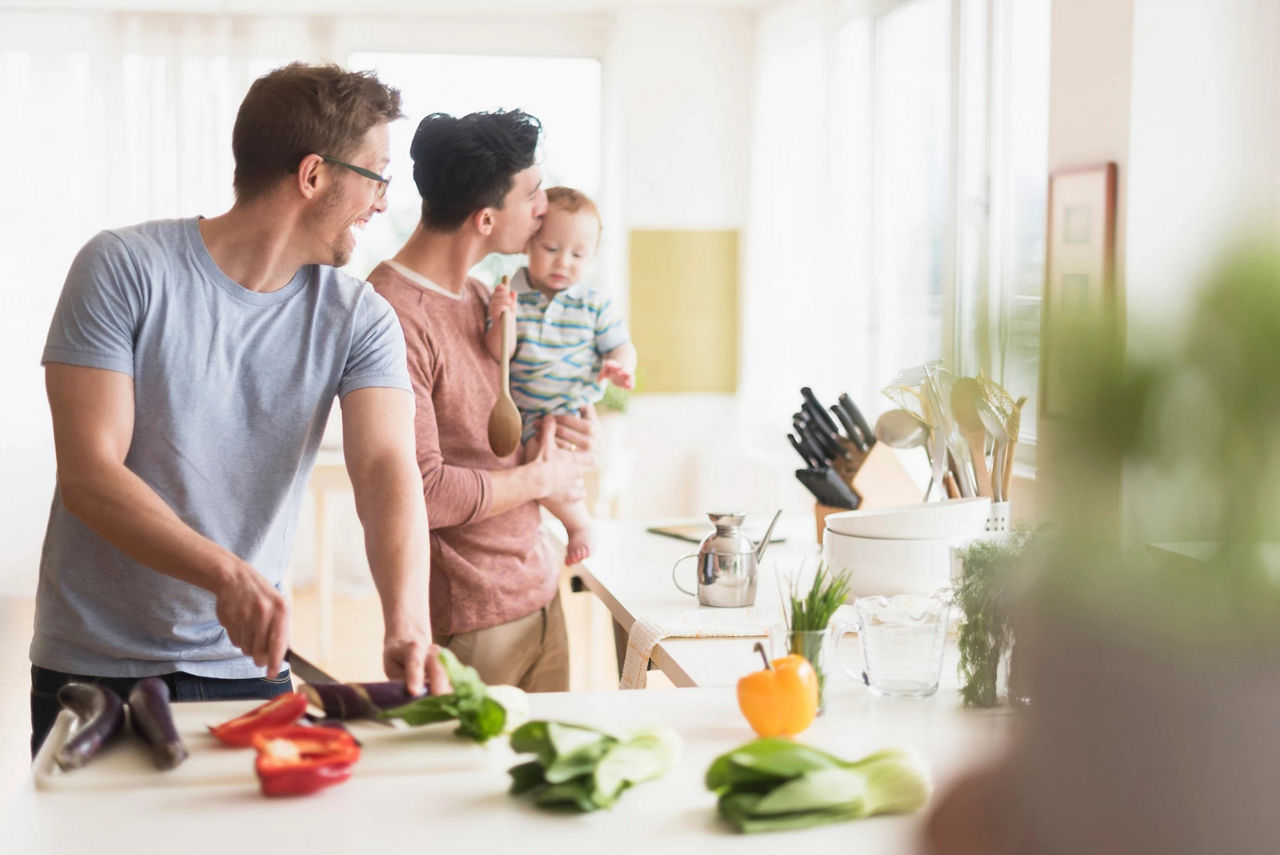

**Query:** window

left=848, top=0, right=1050, bottom=457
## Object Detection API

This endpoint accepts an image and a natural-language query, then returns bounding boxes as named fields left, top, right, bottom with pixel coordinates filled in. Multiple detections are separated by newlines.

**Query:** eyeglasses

left=320, top=155, right=391, bottom=200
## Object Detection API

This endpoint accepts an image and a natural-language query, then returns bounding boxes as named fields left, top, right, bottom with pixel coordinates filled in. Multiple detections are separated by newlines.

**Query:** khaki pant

left=434, top=592, right=569, bottom=692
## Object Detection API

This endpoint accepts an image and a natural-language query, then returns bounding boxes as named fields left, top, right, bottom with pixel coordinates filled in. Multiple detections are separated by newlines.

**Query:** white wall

left=1041, top=0, right=1280, bottom=540
left=1126, top=0, right=1280, bottom=336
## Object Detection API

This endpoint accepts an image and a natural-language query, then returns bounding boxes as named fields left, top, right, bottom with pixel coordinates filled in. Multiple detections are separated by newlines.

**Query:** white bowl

left=823, top=530, right=974, bottom=597
left=824, top=497, right=991, bottom=540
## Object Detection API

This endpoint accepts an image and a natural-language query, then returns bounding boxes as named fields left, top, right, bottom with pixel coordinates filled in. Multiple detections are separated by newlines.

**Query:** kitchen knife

left=796, top=418, right=840, bottom=464
left=286, top=648, right=339, bottom=685
left=800, top=402, right=853, bottom=460
left=795, top=466, right=860, bottom=509
left=837, top=393, right=877, bottom=448
left=829, top=404, right=870, bottom=452
left=788, top=433, right=821, bottom=468
left=791, top=422, right=829, bottom=466
left=800, top=387, right=843, bottom=440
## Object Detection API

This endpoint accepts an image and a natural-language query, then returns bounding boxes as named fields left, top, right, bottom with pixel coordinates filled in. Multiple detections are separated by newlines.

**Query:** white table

left=572, top=518, right=822, bottom=687
left=6, top=686, right=1009, bottom=854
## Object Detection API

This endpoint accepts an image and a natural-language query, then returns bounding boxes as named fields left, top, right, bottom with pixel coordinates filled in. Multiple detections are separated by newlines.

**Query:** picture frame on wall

left=1039, top=162, right=1118, bottom=421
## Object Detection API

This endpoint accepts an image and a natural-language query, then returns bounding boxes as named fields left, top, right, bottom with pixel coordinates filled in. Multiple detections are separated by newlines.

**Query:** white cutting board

left=33, top=698, right=512, bottom=792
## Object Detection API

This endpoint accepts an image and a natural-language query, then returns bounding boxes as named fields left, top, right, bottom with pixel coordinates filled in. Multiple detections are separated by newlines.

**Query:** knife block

left=813, top=442, right=923, bottom=544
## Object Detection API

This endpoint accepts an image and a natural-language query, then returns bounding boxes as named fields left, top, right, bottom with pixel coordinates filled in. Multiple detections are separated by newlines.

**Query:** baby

left=486, top=187, right=637, bottom=564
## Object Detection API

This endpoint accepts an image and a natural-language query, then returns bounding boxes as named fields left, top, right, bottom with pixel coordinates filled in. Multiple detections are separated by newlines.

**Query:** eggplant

left=54, top=682, right=125, bottom=771
left=128, top=677, right=188, bottom=770
left=301, top=681, right=427, bottom=720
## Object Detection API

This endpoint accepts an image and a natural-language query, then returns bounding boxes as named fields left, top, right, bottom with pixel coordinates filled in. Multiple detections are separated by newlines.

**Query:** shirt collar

left=512, top=267, right=589, bottom=301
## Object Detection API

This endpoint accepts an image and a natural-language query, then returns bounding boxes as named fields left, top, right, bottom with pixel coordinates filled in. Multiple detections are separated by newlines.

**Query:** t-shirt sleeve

left=339, top=289, right=413, bottom=398
left=42, top=230, right=144, bottom=376
left=593, top=293, right=631, bottom=354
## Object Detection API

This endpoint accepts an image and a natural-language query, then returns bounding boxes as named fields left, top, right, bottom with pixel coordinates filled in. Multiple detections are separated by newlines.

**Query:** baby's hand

left=489, top=281, right=515, bottom=322
left=598, top=360, right=634, bottom=390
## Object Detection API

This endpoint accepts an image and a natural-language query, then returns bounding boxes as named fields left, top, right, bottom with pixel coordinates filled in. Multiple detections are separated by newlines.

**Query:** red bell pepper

left=208, top=692, right=309, bottom=747
left=251, top=725, right=361, bottom=797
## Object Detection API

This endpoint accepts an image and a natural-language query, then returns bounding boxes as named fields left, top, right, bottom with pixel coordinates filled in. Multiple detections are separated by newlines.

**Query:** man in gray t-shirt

left=30, top=63, right=447, bottom=755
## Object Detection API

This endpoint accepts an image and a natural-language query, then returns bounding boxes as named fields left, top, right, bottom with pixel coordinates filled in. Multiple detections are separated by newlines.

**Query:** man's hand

left=384, top=637, right=452, bottom=696
left=213, top=564, right=290, bottom=678
left=524, top=415, right=587, bottom=505
left=598, top=359, right=634, bottom=390
left=544, top=404, right=599, bottom=463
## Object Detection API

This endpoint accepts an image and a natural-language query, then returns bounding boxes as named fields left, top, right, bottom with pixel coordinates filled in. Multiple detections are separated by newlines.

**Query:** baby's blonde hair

left=544, top=186, right=602, bottom=236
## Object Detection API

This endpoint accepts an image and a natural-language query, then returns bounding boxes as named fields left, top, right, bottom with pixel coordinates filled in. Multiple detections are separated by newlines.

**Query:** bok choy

left=705, top=738, right=931, bottom=833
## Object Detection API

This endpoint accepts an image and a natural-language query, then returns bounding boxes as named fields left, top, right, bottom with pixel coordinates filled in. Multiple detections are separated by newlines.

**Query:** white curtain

left=0, top=10, right=330, bottom=595
left=739, top=0, right=874, bottom=450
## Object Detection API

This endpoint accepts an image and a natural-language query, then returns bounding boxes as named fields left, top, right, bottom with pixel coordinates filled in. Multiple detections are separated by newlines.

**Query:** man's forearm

left=350, top=453, right=432, bottom=638
left=481, top=460, right=549, bottom=520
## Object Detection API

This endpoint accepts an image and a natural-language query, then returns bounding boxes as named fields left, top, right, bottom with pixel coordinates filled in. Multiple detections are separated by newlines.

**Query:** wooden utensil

left=486, top=276, right=522, bottom=457
left=949, top=377, right=993, bottom=498
left=1001, top=396, right=1027, bottom=502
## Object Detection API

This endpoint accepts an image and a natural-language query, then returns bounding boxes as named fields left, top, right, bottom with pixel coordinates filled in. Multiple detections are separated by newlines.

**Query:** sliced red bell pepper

left=208, top=692, right=309, bottom=747
left=251, top=725, right=361, bottom=797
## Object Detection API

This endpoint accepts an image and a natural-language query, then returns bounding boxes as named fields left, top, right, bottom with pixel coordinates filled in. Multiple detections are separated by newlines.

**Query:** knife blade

left=286, top=648, right=339, bottom=685
left=838, top=393, right=877, bottom=448
left=829, top=404, right=870, bottom=452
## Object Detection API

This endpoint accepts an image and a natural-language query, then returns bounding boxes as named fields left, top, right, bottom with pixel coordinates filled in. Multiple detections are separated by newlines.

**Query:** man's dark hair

left=409, top=109, right=542, bottom=231
left=232, top=62, right=404, bottom=201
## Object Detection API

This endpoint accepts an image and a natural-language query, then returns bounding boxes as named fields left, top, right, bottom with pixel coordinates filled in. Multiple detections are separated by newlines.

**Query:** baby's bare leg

left=543, top=495, right=594, bottom=565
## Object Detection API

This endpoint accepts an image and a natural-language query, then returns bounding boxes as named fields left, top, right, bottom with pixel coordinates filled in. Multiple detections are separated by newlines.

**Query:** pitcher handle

left=831, top=619, right=864, bottom=683
left=671, top=554, right=699, bottom=597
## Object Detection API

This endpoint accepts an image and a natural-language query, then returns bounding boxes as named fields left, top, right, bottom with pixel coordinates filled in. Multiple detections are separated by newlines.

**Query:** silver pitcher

left=671, top=510, right=780, bottom=608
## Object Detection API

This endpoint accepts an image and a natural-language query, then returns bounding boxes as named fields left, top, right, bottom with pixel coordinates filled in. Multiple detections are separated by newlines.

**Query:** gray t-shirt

left=32, top=217, right=411, bottom=678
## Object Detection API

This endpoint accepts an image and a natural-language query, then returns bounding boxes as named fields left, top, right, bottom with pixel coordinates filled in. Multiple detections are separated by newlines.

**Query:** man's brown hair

left=232, top=62, right=404, bottom=201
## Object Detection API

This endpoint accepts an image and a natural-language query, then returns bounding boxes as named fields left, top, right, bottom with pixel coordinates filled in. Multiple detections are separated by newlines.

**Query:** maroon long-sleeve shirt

left=368, top=261, right=556, bottom=636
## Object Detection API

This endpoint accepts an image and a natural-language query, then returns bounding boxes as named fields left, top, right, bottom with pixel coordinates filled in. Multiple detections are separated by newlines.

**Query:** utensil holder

left=985, top=501, right=1011, bottom=532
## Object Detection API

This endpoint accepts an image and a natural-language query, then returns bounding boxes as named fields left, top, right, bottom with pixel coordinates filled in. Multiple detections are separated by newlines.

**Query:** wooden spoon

left=486, top=276, right=522, bottom=457
left=949, top=377, right=993, bottom=498
left=1001, top=396, right=1028, bottom=502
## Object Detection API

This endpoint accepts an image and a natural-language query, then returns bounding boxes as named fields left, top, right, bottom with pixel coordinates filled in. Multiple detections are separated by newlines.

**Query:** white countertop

left=5, top=685, right=1011, bottom=855
left=5, top=519, right=1009, bottom=853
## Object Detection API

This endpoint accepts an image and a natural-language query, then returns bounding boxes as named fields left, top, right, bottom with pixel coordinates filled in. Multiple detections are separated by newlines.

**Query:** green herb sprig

left=786, top=563, right=853, bottom=632
left=955, top=528, right=1034, bottom=707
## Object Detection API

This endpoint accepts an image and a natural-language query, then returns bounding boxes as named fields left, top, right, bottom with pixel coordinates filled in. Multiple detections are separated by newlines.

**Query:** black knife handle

left=803, top=406, right=852, bottom=460
left=793, top=425, right=828, bottom=465
left=788, top=433, right=819, bottom=468
left=800, top=418, right=844, bottom=462
left=801, top=387, right=842, bottom=438
left=838, top=393, right=876, bottom=447
left=830, top=405, right=869, bottom=452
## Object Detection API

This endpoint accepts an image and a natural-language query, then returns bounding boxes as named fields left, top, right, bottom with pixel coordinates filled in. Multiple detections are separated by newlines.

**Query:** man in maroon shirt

left=367, top=110, right=591, bottom=691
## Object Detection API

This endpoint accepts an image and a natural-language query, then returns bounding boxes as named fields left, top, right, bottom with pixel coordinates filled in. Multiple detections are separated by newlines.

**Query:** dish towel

left=619, top=607, right=773, bottom=689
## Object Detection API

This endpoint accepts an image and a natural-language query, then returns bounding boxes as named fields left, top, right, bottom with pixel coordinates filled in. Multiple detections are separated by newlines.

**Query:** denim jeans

left=30, top=665, right=292, bottom=758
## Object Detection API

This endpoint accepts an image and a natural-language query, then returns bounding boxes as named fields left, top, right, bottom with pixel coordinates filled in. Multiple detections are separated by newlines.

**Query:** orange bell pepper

left=737, top=642, right=819, bottom=738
